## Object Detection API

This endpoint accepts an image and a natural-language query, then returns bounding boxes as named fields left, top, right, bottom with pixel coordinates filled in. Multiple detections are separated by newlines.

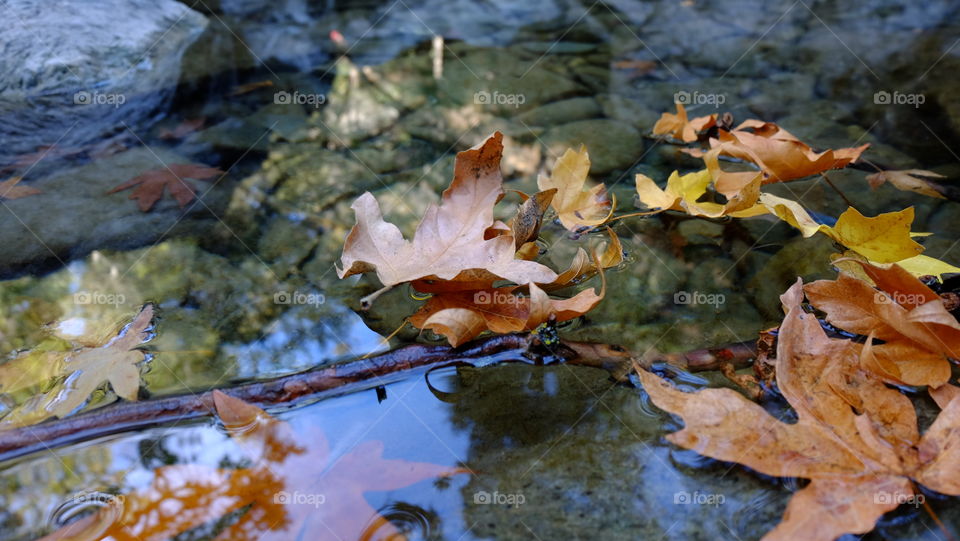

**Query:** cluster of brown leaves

left=643, top=103, right=959, bottom=278
left=338, top=132, right=619, bottom=346
left=638, top=263, right=960, bottom=540
left=42, top=391, right=464, bottom=540
left=642, top=103, right=868, bottom=221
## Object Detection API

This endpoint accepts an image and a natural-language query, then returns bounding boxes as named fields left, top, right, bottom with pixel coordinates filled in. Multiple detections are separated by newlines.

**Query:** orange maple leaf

left=804, top=260, right=960, bottom=387
left=710, top=120, right=868, bottom=182
left=409, top=281, right=603, bottom=346
left=652, top=102, right=717, bottom=143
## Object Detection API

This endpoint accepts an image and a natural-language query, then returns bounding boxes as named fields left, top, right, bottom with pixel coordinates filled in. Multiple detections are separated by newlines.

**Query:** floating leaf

left=409, top=281, right=602, bottom=347
left=652, top=102, right=717, bottom=143
left=537, top=145, right=612, bottom=231
left=866, top=169, right=947, bottom=199
left=711, top=120, right=869, bottom=182
left=759, top=194, right=923, bottom=264
left=338, top=132, right=557, bottom=289
left=638, top=279, right=960, bottom=541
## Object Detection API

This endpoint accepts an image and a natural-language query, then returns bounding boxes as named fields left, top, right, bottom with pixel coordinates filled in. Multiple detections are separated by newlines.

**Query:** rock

left=0, top=0, right=207, bottom=166
left=436, top=45, right=587, bottom=114
left=319, top=60, right=403, bottom=146
left=0, top=148, right=226, bottom=278
left=596, top=94, right=661, bottom=133
left=543, top=119, right=644, bottom=175
left=748, top=235, right=839, bottom=319
left=676, top=219, right=726, bottom=246
left=517, top=97, right=603, bottom=127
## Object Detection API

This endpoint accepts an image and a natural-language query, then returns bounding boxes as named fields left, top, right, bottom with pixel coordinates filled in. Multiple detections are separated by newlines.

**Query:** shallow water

left=2, top=0, right=959, bottom=539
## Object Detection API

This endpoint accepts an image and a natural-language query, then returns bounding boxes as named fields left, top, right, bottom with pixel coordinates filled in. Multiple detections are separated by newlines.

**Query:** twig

left=819, top=172, right=859, bottom=211
left=0, top=334, right=533, bottom=462
left=0, top=335, right=757, bottom=462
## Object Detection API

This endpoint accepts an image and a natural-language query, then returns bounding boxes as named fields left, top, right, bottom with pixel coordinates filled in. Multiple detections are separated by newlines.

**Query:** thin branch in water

left=819, top=172, right=859, bottom=211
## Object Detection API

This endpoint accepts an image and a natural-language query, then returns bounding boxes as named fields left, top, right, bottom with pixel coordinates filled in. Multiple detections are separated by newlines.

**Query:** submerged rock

left=0, top=148, right=227, bottom=278
left=0, top=0, right=207, bottom=166
left=543, top=119, right=644, bottom=175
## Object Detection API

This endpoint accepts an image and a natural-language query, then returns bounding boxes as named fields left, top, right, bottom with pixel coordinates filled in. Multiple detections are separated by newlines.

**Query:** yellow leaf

left=636, top=161, right=766, bottom=218
left=537, top=146, right=612, bottom=231
left=831, top=207, right=922, bottom=264
left=651, top=102, right=717, bottom=143
left=758, top=193, right=829, bottom=237
left=894, top=255, right=960, bottom=279
left=634, top=173, right=680, bottom=211
left=759, top=194, right=923, bottom=264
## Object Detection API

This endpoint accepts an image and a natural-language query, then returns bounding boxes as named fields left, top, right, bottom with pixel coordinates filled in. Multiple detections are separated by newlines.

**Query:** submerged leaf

left=107, top=164, right=222, bottom=212
left=0, top=177, right=42, bottom=200
left=1, top=305, right=155, bottom=429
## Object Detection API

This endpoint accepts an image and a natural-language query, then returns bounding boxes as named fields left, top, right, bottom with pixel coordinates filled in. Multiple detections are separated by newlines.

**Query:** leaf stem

left=605, top=209, right=663, bottom=223
left=360, top=284, right=396, bottom=310
left=819, top=172, right=859, bottom=212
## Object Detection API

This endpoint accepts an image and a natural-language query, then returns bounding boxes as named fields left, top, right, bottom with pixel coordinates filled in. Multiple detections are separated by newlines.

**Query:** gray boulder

left=0, top=0, right=207, bottom=166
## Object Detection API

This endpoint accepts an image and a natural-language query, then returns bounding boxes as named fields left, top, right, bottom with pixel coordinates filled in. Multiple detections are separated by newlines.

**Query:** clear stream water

left=1, top=0, right=959, bottom=539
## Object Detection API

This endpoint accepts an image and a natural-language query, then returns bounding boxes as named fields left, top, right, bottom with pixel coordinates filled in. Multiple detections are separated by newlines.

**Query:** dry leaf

left=635, top=165, right=765, bottom=218
left=108, top=164, right=223, bottom=212
left=638, top=279, right=960, bottom=541
left=652, top=102, right=717, bottom=143
left=805, top=262, right=960, bottom=387
left=1, top=305, right=154, bottom=429
left=893, top=254, right=960, bottom=279
left=866, top=169, right=947, bottom=199
left=0, top=177, right=42, bottom=200
left=537, top=145, right=612, bottom=232
left=759, top=194, right=923, bottom=264
left=711, top=120, right=869, bottom=182
left=409, top=281, right=603, bottom=347
left=544, top=227, right=623, bottom=290
left=338, top=132, right=557, bottom=289
left=510, top=188, right=556, bottom=248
